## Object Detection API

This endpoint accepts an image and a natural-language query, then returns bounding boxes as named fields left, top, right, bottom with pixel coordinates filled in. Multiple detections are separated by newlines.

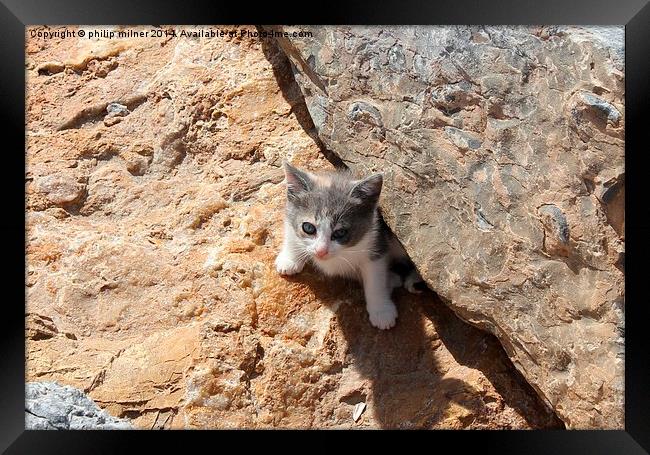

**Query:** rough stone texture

left=271, top=25, right=625, bottom=429
left=26, top=25, right=562, bottom=429
left=26, top=382, right=132, bottom=429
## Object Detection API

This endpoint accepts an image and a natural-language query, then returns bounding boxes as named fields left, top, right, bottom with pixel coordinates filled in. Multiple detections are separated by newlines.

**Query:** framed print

left=3, top=0, right=649, bottom=452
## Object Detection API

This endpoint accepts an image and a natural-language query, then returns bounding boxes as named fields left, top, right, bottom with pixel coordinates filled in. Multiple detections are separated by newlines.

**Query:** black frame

left=3, top=0, right=649, bottom=452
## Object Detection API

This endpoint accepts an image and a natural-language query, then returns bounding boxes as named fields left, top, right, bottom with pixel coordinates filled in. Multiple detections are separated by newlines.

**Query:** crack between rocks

left=85, top=348, right=125, bottom=394
left=25, top=408, right=66, bottom=430
left=57, top=93, right=148, bottom=131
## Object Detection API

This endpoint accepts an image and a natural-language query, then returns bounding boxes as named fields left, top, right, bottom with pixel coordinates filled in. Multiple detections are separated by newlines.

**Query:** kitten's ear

left=283, top=160, right=313, bottom=198
left=351, top=173, right=383, bottom=204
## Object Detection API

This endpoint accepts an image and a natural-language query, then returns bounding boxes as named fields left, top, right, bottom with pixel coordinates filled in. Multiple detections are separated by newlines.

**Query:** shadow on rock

left=418, top=295, right=565, bottom=429
left=335, top=286, right=483, bottom=429
left=257, top=27, right=346, bottom=170
left=284, top=263, right=562, bottom=429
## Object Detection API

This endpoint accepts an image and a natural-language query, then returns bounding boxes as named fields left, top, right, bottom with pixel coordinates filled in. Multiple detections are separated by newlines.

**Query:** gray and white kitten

left=275, top=161, right=425, bottom=330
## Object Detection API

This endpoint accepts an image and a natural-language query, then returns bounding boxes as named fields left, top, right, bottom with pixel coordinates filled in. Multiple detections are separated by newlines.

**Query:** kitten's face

left=283, top=162, right=382, bottom=263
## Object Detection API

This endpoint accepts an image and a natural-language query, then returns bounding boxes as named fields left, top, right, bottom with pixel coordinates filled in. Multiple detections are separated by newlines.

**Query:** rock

left=106, top=103, right=130, bottom=117
left=103, top=102, right=130, bottom=127
left=26, top=382, right=132, bottom=430
left=32, top=172, right=86, bottom=207
left=26, top=25, right=562, bottom=429
left=26, top=313, right=59, bottom=341
left=444, top=126, right=482, bottom=151
left=36, top=61, right=65, bottom=75
left=103, top=116, right=123, bottom=127
left=272, top=25, right=624, bottom=429
left=352, top=402, right=366, bottom=422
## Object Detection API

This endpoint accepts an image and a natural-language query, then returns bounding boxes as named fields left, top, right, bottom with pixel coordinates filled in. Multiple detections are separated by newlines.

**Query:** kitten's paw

left=367, top=302, right=398, bottom=330
left=404, top=270, right=426, bottom=294
left=275, top=252, right=304, bottom=275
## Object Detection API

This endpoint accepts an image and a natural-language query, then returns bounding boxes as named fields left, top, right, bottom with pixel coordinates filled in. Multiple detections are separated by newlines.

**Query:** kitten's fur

left=275, top=161, right=424, bottom=329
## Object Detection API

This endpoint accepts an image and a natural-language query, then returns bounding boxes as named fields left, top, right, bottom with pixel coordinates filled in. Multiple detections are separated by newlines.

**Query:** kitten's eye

left=332, top=228, right=348, bottom=240
left=302, top=222, right=316, bottom=235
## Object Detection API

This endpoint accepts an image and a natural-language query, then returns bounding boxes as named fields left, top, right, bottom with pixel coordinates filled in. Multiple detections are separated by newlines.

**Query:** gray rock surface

left=26, top=382, right=132, bottom=430
left=271, top=25, right=625, bottom=429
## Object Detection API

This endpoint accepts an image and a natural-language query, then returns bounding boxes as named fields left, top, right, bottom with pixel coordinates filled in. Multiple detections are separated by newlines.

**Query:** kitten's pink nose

left=315, top=247, right=329, bottom=258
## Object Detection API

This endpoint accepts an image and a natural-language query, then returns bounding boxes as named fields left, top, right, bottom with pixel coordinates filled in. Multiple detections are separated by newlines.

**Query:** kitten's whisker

left=294, top=251, right=310, bottom=262
left=288, top=246, right=309, bottom=256
left=284, top=245, right=311, bottom=265
left=337, top=255, right=357, bottom=275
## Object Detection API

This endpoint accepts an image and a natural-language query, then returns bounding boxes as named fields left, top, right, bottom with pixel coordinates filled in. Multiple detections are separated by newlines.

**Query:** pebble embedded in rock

left=352, top=402, right=366, bottom=422
left=34, top=174, right=86, bottom=207
left=106, top=102, right=130, bottom=117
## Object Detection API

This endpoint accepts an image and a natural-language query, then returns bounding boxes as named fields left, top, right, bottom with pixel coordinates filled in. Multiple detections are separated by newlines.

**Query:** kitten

left=275, top=161, right=425, bottom=330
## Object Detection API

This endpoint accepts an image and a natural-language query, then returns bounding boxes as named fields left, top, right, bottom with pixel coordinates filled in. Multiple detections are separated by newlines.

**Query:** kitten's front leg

left=360, top=256, right=398, bottom=330
left=275, top=225, right=306, bottom=276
